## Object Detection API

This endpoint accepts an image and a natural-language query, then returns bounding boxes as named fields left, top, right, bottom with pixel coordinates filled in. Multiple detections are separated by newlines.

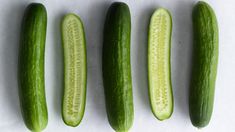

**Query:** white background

left=0, top=0, right=234, bottom=131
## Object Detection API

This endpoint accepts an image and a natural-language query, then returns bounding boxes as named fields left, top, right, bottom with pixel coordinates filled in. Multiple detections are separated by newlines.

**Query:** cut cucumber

left=148, top=8, right=173, bottom=120
left=61, top=13, right=87, bottom=127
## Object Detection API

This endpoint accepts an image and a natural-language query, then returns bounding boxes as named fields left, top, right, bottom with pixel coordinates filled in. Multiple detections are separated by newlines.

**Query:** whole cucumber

left=189, top=1, right=219, bottom=128
left=102, top=2, right=134, bottom=131
left=18, top=3, right=48, bottom=131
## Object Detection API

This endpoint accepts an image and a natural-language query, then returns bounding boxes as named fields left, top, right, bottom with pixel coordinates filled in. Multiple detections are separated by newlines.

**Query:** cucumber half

left=148, top=8, right=173, bottom=120
left=61, top=14, right=87, bottom=127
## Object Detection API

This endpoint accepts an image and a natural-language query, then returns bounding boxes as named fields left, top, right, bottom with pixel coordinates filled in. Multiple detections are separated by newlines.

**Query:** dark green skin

left=18, top=3, right=48, bottom=131
left=189, top=1, right=219, bottom=128
left=102, top=2, right=134, bottom=131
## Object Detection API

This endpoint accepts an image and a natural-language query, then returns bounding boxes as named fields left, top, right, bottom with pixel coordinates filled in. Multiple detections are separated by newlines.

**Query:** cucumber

left=18, top=3, right=48, bottom=131
left=61, top=14, right=87, bottom=127
left=102, top=2, right=134, bottom=131
left=148, top=8, right=173, bottom=121
left=189, top=1, right=219, bottom=128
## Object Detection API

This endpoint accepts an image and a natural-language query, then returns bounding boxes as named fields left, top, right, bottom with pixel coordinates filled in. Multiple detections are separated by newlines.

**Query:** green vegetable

left=189, top=1, right=219, bottom=128
left=148, top=8, right=174, bottom=121
left=61, top=13, right=87, bottom=127
left=18, top=3, right=48, bottom=131
left=102, top=2, right=134, bottom=131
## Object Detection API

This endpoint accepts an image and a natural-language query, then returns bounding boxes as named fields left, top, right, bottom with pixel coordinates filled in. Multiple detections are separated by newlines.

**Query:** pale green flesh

left=62, top=14, right=86, bottom=126
left=148, top=8, right=173, bottom=120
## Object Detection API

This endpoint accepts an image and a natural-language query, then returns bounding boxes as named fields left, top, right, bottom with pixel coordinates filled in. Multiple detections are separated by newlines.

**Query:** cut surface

left=61, top=14, right=86, bottom=126
left=148, top=8, right=173, bottom=120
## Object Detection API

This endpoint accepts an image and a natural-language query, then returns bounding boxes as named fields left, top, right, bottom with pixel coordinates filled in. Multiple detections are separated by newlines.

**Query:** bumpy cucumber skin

left=148, top=8, right=173, bottom=121
left=61, top=14, right=87, bottom=127
left=18, top=3, right=48, bottom=132
left=102, top=2, right=134, bottom=131
left=189, top=1, right=219, bottom=128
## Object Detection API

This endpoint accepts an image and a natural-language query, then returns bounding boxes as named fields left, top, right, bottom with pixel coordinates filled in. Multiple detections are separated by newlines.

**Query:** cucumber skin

left=18, top=3, right=48, bottom=131
left=102, top=2, right=134, bottom=131
left=148, top=8, right=174, bottom=121
left=61, top=14, right=87, bottom=127
left=189, top=1, right=219, bottom=128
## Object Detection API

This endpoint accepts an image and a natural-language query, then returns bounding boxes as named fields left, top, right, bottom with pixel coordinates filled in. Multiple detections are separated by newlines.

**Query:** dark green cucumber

left=148, top=8, right=173, bottom=121
left=189, top=1, right=219, bottom=128
left=102, top=2, right=134, bottom=131
left=18, top=3, right=48, bottom=131
left=61, top=14, right=87, bottom=127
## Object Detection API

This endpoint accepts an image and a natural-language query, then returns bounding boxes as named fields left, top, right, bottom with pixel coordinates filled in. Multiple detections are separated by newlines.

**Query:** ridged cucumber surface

left=102, top=2, right=134, bottom=131
left=61, top=14, right=87, bottom=127
left=189, top=1, right=219, bottom=128
left=18, top=3, right=48, bottom=132
left=148, top=8, right=174, bottom=121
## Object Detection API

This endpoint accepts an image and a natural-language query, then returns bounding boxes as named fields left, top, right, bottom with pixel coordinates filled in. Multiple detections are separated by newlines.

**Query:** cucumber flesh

left=61, top=14, right=87, bottom=127
left=148, top=8, right=173, bottom=120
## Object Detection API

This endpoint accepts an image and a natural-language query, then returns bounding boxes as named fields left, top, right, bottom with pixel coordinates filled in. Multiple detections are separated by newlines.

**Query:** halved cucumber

left=148, top=8, right=173, bottom=120
left=61, top=13, right=87, bottom=127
